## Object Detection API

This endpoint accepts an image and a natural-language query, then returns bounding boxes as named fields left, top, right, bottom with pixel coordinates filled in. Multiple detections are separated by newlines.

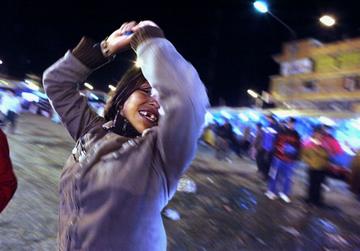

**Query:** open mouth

left=139, top=110, right=159, bottom=123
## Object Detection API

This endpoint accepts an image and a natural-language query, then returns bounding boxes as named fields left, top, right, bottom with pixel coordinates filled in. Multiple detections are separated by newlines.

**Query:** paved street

left=1, top=113, right=360, bottom=251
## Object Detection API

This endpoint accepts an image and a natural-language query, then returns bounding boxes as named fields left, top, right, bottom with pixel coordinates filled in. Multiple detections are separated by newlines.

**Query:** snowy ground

left=1, top=113, right=359, bottom=251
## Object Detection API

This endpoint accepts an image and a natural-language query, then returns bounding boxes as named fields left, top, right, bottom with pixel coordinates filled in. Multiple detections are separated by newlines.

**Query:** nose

left=148, top=96, right=160, bottom=109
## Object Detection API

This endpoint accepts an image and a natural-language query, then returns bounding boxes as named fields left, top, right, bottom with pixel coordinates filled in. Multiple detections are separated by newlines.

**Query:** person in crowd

left=43, top=20, right=208, bottom=250
left=202, top=124, right=216, bottom=148
left=350, top=150, right=360, bottom=200
left=215, top=120, right=235, bottom=162
left=256, top=114, right=278, bottom=180
left=265, top=117, right=301, bottom=203
left=0, top=90, right=22, bottom=133
left=240, top=126, right=251, bottom=157
left=253, top=122, right=263, bottom=161
left=0, top=128, right=17, bottom=213
left=301, top=126, right=329, bottom=207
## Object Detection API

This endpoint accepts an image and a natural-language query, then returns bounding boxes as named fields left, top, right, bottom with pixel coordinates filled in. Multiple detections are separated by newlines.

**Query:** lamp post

left=84, top=82, right=94, bottom=90
left=253, top=1, right=298, bottom=108
left=247, top=89, right=263, bottom=108
left=253, top=1, right=297, bottom=40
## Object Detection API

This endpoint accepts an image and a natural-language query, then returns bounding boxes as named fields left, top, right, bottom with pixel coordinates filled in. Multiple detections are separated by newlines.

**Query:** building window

left=343, top=76, right=360, bottom=91
left=302, top=80, right=318, bottom=92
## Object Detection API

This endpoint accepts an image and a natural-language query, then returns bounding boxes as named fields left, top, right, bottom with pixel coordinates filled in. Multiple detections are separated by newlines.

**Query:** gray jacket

left=43, top=32, right=208, bottom=251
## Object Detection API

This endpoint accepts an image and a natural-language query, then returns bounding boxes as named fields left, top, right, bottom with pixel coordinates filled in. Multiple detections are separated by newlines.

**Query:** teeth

left=139, top=110, right=157, bottom=122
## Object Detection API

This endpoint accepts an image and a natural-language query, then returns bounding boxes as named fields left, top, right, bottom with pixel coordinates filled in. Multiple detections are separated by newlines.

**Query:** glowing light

left=25, top=79, right=40, bottom=91
left=220, top=110, right=232, bottom=119
left=247, top=89, right=259, bottom=98
left=320, top=15, right=336, bottom=27
left=233, top=127, right=243, bottom=136
left=22, top=92, right=39, bottom=103
left=135, top=59, right=143, bottom=68
left=84, top=82, right=94, bottom=90
left=0, top=80, right=9, bottom=86
left=205, top=111, right=214, bottom=125
left=248, top=111, right=260, bottom=121
left=319, top=116, right=336, bottom=127
left=0, top=59, right=3, bottom=64
left=238, top=113, right=249, bottom=122
left=89, top=93, right=99, bottom=100
left=108, top=85, right=116, bottom=91
left=253, top=1, right=268, bottom=13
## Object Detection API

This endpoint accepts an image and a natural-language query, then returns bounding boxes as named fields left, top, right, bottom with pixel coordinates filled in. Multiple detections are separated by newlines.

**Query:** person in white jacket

left=0, top=90, right=21, bottom=133
left=43, top=20, right=208, bottom=251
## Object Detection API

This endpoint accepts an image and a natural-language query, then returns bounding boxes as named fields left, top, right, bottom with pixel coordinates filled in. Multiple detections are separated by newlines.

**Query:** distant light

left=253, top=1, right=268, bottom=13
left=204, top=111, right=214, bottom=126
left=248, top=111, right=260, bottom=121
left=220, top=110, right=232, bottom=119
left=319, top=15, right=336, bottom=27
left=84, top=82, right=94, bottom=90
left=89, top=93, right=99, bottom=100
left=22, top=92, right=39, bottom=103
left=238, top=113, right=249, bottom=122
left=0, top=59, right=3, bottom=64
left=135, top=59, right=143, bottom=68
left=233, top=127, right=243, bottom=136
left=24, top=79, right=40, bottom=91
left=319, top=116, right=336, bottom=127
left=108, top=85, right=116, bottom=91
left=247, top=89, right=259, bottom=98
left=0, top=80, right=9, bottom=86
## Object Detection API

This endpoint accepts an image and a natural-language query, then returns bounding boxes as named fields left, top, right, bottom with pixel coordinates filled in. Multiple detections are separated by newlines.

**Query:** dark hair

left=288, top=117, right=296, bottom=123
left=104, top=67, right=146, bottom=121
left=102, top=67, right=147, bottom=138
left=312, top=125, right=323, bottom=134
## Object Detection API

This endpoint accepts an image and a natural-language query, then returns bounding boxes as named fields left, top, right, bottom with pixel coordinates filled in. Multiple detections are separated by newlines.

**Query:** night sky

left=1, top=0, right=360, bottom=106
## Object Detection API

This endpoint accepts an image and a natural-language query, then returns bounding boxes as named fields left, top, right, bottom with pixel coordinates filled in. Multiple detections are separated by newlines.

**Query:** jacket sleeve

left=0, top=130, right=17, bottom=213
left=42, top=38, right=106, bottom=141
left=134, top=28, right=209, bottom=197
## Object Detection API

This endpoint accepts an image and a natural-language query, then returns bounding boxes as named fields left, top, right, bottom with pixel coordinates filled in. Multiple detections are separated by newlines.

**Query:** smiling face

left=120, top=82, right=160, bottom=133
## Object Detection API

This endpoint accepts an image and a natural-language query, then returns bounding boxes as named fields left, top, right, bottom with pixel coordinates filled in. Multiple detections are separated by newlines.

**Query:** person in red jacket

left=0, top=128, right=17, bottom=213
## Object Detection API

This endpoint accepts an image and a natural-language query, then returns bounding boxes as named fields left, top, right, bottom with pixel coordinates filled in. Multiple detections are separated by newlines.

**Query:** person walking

left=265, top=117, right=301, bottom=203
left=43, top=20, right=208, bottom=251
left=302, top=126, right=329, bottom=207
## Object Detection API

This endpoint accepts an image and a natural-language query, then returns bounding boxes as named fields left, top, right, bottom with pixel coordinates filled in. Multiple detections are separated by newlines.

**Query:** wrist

left=100, top=38, right=114, bottom=57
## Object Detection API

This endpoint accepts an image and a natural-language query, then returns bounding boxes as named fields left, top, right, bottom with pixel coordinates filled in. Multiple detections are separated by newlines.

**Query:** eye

left=140, top=88, right=152, bottom=95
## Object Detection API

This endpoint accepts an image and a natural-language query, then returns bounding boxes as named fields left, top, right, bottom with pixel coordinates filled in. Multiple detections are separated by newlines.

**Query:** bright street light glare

left=253, top=1, right=268, bottom=13
left=25, top=79, right=40, bottom=91
left=319, top=15, right=336, bottom=27
left=247, top=89, right=259, bottom=98
left=108, top=85, right=116, bottom=91
left=0, top=59, right=3, bottom=64
left=84, top=82, right=94, bottom=90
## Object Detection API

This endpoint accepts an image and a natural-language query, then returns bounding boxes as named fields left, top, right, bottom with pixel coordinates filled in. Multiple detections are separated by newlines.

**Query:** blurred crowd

left=202, top=113, right=360, bottom=206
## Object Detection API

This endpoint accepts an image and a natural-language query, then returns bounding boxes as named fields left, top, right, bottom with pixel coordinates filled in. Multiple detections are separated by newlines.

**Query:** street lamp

left=247, top=89, right=259, bottom=98
left=108, top=84, right=116, bottom=91
left=247, top=89, right=264, bottom=108
left=253, top=1, right=297, bottom=40
left=84, top=82, right=94, bottom=90
left=319, top=15, right=336, bottom=27
left=253, top=1, right=268, bottom=13
left=253, top=1, right=298, bottom=109
left=0, top=59, right=3, bottom=65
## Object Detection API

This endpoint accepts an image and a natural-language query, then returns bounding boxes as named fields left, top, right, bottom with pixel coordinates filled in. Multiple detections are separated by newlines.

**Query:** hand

left=106, top=21, right=137, bottom=54
left=132, top=20, right=159, bottom=32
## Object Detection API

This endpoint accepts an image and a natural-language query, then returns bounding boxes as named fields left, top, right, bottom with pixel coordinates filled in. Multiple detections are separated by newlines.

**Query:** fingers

left=132, top=20, right=159, bottom=32
left=117, top=21, right=136, bottom=35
